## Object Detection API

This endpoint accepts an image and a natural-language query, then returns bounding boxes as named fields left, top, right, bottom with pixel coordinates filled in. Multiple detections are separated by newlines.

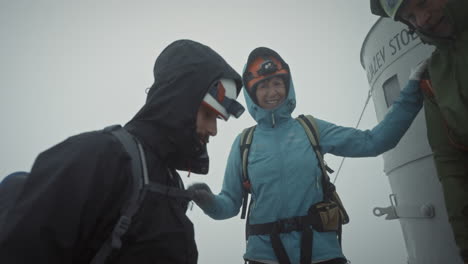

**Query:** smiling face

left=398, top=0, right=453, bottom=37
left=255, top=77, right=287, bottom=110
left=196, top=103, right=218, bottom=146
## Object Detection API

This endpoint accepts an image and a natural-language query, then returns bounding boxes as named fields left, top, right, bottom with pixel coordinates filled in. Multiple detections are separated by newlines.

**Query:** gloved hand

left=187, top=183, right=215, bottom=209
left=409, top=59, right=429, bottom=81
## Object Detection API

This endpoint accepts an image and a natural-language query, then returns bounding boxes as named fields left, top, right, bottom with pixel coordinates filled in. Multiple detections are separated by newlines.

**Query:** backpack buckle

left=277, top=217, right=302, bottom=233
left=242, top=180, right=252, bottom=191
left=111, top=215, right=132, bottom=249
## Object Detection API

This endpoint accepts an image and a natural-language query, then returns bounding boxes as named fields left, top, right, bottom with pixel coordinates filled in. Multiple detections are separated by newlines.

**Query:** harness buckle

left=277, top=217, right=302, bottom=233
left=242, top=180, right=252, bottom=191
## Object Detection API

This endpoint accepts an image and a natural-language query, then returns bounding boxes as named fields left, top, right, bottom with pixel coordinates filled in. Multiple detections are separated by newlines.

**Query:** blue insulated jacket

left=201, top=76, right=423, bottom=263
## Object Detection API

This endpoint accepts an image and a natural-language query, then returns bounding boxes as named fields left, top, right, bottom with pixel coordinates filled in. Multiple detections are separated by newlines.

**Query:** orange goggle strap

left=421, top=79, right=468, bottom=151
left=244, top=56, right=289, bottom=91
left=420, top=79, right=435, bottom=98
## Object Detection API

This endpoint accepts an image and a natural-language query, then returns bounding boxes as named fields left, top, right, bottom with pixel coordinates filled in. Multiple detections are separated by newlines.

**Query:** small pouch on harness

left=310, top=188, right=350, bottom=233
left=309, top=200, right=341, bottom=232
left=331, top=190, right=349, bottom=225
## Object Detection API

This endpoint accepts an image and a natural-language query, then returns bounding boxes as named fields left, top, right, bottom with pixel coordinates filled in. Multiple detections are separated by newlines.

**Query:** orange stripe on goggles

left=244, top=56, right=289, bottom=91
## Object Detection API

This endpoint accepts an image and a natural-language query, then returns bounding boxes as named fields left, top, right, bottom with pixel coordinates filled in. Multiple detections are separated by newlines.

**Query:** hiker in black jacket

left=0, top=39, right=244, bottom=264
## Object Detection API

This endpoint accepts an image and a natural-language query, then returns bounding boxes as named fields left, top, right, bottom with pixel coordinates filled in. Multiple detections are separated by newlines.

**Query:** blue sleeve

left=318, top=80, right=423, bottom=157
left=200, top=135, right=244, bottom=220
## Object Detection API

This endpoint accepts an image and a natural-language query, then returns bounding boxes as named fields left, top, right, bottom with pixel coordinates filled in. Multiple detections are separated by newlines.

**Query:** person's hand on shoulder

left=409, top=59, right=429, bottom=81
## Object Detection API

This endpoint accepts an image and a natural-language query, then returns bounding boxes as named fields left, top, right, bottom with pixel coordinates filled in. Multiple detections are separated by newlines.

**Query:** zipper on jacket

left=316, top=167, right=321, bottom=190
left=271, top=112, right=276, bottom=128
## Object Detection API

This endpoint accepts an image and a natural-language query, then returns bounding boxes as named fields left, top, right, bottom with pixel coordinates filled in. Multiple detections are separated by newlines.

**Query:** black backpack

left=0, top=125, right=194, bottom=263
left=0, top=171, right=28, bottom=228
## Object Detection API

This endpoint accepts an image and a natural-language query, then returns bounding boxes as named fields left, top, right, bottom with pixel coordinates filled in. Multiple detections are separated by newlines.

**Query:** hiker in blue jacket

left=188, top=47, right=427, bottom=264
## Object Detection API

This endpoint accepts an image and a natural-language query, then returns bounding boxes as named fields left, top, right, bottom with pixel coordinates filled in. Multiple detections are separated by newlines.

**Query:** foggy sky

left=0, top=1, right=408, bottom=263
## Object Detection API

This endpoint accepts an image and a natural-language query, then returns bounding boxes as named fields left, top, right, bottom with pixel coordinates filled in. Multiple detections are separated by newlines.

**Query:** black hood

left=125, top=39, right=242, bottom=174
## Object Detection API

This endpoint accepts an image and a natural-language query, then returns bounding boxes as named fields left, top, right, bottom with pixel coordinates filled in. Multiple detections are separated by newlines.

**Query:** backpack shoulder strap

left=92, top=125, right=196, bottom=264
left=296, top=115, right=333, bottom=175
left=239, top=125, right=256, bottom=219
left=296, top=114, right=320, bottom=146
left=91, top=125, right=149, bottom=264
left=296, top=115, right=349, bottom=224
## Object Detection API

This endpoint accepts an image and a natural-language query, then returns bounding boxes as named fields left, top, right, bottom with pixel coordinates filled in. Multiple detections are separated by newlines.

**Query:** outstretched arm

left=319, top=62, right=426, bottom=157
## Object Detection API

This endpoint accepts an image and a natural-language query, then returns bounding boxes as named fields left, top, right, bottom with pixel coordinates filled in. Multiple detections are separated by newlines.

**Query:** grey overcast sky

left=0, top=1, right=409, bottom=263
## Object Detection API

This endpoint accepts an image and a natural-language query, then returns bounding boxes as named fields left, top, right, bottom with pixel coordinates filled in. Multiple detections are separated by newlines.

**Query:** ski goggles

left=202, top=78, right=245, bottom=120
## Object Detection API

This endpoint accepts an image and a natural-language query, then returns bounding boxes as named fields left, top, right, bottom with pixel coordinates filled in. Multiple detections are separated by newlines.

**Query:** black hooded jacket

left=0, top=39, right=242, bottom=264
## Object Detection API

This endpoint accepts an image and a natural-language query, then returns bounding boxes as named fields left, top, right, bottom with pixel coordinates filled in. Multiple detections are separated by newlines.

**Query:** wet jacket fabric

left=0, top=39, right=242, bottom=264
left=199, top=48, right=423, bottom=263
left=420, top=0, right=468, bottom=150
left=416, top=0, right=468, bottom=259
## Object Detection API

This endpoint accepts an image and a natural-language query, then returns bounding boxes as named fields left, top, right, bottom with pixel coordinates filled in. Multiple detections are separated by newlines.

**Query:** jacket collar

left=244, top=78, right=297, bottom=129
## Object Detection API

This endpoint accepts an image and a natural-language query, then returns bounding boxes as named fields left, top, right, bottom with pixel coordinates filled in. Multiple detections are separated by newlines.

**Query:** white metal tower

left=360, top=18, right=463, bottom=264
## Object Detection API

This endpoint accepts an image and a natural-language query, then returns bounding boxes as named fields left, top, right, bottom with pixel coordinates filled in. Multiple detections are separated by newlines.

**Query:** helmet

left=370, top=0, right=406, bottom=19
left=202, top=78, right=245, bottom=121
left=243, top=56, right=289, bottom=96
